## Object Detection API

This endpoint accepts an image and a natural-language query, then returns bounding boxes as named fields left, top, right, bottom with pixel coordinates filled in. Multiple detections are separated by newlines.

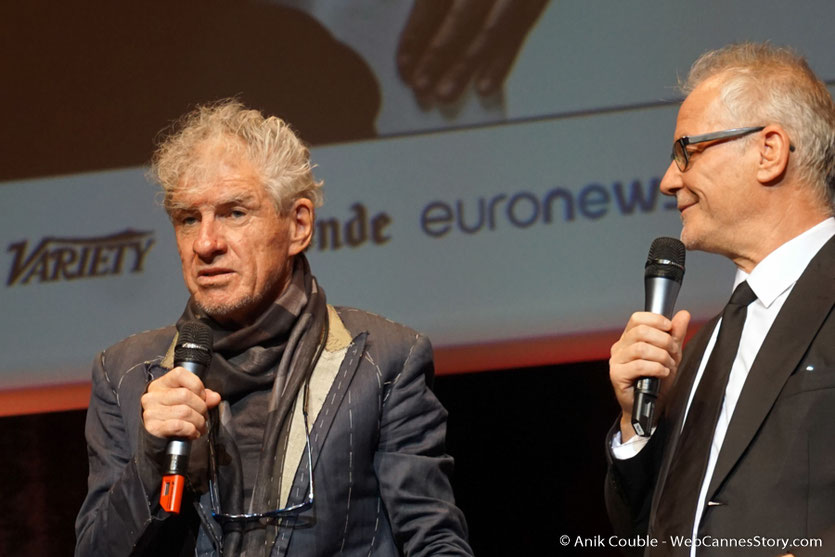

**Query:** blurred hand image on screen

left=396, top=0, right=550, bottom=105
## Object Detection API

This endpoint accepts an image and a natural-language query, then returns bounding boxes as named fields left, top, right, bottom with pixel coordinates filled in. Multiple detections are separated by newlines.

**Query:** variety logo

left=6, top=229, right=155, bottom=286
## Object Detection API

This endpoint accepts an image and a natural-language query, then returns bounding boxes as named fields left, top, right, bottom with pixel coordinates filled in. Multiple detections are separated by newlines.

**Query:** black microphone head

left=645, top=237, right=686, bottom=283
left=175, top=321, right=213, bottom=367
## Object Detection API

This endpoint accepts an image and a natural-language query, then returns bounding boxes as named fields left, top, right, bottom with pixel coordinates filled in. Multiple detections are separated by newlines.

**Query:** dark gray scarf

left=178, top=254, right=327, bottom=556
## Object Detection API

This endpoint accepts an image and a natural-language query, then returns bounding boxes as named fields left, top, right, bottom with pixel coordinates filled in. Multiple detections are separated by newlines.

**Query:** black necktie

left=651, top=281, right=757, bottom=553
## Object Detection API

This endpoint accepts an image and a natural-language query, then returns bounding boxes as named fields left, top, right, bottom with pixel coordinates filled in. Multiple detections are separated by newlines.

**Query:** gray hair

left=682, top=42, right=835, bottom=208
left=150, top=99, right=324, bottom=215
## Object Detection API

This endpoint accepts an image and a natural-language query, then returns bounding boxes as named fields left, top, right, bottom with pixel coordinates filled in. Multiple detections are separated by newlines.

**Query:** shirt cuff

left=611, top=429, right=652, bottom=460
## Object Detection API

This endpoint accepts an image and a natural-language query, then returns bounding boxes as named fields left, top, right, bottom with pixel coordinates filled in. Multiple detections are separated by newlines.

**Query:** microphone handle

left=160, top=360, right=206, bottom=514
left=631, top=277, right=682, bottom=437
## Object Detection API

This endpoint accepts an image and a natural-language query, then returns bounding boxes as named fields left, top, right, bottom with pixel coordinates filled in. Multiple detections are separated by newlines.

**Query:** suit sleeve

left=74, top=351, right=186, bottom=556
left=372, top=333, right=474, bottom=557
left=604, top=417, right=668, bottom=549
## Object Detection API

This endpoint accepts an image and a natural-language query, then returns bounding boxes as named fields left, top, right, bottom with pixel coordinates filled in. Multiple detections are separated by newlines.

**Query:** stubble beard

left=194, top=293, right=259, bottom=324
left=192, top=272, right=287, bottom=326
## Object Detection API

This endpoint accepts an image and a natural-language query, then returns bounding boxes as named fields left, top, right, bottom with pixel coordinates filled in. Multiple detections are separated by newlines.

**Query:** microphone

left=631, top=237, right=685, bottom=437
left=159, top=320, right=213, bottom=514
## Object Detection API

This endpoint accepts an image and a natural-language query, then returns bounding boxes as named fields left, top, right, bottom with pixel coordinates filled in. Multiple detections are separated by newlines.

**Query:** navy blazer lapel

left=707, top=236, right=835, bottom=499
left=308, top=332, right=367, bottom=472
left=274, top=333, right=368, bottom=555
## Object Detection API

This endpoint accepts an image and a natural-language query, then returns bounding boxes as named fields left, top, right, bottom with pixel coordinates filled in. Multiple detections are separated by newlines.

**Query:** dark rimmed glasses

left=671, top=126, right=764, bottom=171
left=207, top=396, right=314, bottom=525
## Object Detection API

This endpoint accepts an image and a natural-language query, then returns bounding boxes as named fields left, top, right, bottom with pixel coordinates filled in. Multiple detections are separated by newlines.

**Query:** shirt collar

left=733, top=217, right=835, bottom=308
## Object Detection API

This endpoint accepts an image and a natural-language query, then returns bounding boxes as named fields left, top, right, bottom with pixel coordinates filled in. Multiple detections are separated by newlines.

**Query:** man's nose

left=659, top=161, right=682, bottom=197
left=194, top=218, right=226, bottom=260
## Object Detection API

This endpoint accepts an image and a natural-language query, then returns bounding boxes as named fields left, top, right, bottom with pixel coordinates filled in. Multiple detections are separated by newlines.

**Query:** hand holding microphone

left=140, top=321, right=219, bottom=513
left=608, top=238, right=689, bottom=441
left=632, top=238, right=686, bottom=437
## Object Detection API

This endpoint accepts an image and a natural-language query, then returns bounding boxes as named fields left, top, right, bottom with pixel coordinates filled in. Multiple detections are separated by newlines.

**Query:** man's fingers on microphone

left=632, top=340, right=676, bottom=368
left=142, top=389, right=208, bottom=426
left=610, top=338, right=675, bottom=369
left=625, top=323, right=679, bottom=349
left=144, top=400, right=205, bottom=425
left=671, top=310, right=691, bottom=342
left=147, top=367, right=207, bottom=399
left=620, top=359, right=671, bottom=380
left=625, top=311, right=673, bottom=332
left=144, top=407, right=206, bottom=439
left=168, top=366, right=208, bottom=391
left=159, top=418, right=202, bottom=440
left=154, top=387, right=208, bottom=413
left=610, top=362, right=669, bottom=398
left=205, top=389, right=221, bottom=408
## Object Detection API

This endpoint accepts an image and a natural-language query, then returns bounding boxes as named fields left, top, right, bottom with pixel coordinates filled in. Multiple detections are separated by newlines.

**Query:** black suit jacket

left=606, top=235, right=835, bottom=557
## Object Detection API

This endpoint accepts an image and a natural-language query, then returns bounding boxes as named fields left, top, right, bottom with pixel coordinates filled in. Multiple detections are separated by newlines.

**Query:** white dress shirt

left=612, top=217, right=835, bottom=555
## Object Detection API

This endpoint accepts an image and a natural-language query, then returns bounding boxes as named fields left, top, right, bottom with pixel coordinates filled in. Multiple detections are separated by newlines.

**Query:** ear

left=287, top=198, right=314, bottom=256
left=756, top=125, right=792, bottom=185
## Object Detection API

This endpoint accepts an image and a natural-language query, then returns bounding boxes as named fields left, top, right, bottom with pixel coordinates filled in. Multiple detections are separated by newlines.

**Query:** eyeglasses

left=207, top=390, right=314, bottom=525
left=671, top=126, right=764, bottom=171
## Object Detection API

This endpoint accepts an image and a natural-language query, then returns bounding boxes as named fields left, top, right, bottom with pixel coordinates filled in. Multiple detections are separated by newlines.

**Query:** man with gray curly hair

left=75, top=100, right=473, bottom=557
left=606, top=43, right=835, bottom=556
